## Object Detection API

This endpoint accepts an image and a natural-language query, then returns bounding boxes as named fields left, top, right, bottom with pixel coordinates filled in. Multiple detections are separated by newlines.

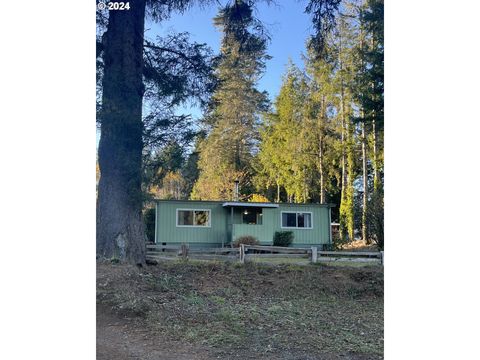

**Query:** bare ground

left=97, top=305, right=212, bottom=360
left=97, top=260, right=383, bottom=359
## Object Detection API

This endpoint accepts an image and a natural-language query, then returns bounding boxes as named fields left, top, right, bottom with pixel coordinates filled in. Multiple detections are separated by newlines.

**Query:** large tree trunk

left=338, top=27, right=347, bottom=208
left=345, top=118, right=354, bottom=242
left=359, top=9, right=368, bottom=243
left=97, top=0, right=147, bottom=264
left=361, top=121, right=368, bottom=243
left=318, top=96, right=326, bottom=204
left=371, top=34, right=380, bottom=193
left=318, top=137, right=325, bottom=203
left=372, top=118, right=379, bottom=190
left=276, top=182, right=280, bottom=203
left=339, top=59, right=347, bottom=240
left=340, top=107, right=346, bottom=200
left=339, top=95, right=347, bottom=240
left=337, top=23, right=354, bottom=243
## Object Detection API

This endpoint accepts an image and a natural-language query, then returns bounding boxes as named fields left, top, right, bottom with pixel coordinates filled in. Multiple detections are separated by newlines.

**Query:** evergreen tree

left=362, top=0, right=384, bottom=246
left=96, top=0, right=150, bottom=263
left=304, top=0, right=383, bottom=245
left=256, top=64, right=316, bottom=203
left=350, top=0, right=384, bottom=243
left=191, top=0, right=270, bottom=200
left=96, top=0, right=216, bottom=263
left=363, top=0, right=384, bottom=193
left=305, top=46, right=338, bottom=204
left=182, top=138, right=203, bottom=198
left=329, top=2, right=362, bottom=242
left=305, top=0, right=343, bottom=58
left=335, top=12, right=357, bottom=242
left=144, top=141, right=188, bottom=200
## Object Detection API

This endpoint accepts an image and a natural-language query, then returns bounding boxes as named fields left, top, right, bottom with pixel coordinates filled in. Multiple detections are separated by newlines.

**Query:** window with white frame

left=177, top=209, right=211, bottom=227
left=281, top=212, right=312, bottom=229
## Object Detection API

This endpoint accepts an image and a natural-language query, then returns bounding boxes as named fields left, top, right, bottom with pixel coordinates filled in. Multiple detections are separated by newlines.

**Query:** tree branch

left=143, top=40, right=207, bottom=74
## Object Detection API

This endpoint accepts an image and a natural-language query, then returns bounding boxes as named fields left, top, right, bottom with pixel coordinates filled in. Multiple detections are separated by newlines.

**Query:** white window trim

left=176, top=208, right=212, bottom=228
left=280, top=211, right=313, bottom=229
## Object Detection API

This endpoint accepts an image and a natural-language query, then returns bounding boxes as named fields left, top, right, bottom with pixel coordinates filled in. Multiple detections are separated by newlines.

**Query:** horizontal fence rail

left=318, top=251, right=380, bottom=257
left=146, top=244, right=383, bottom=266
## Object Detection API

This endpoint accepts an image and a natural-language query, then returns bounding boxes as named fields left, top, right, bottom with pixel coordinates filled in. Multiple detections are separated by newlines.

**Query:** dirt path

left=97, top=306, right=210, bottom=360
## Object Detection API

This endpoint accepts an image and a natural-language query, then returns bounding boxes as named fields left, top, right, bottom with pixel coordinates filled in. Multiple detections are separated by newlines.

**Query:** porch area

left=223, top=201, right=278, bottom=244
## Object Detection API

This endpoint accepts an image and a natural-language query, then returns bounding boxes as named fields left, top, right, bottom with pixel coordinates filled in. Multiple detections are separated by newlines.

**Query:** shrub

left=144, top=207, right=156, bottom=242
left=332, top=232, right=348, bottom=250
left=273, top=231, right=293, bottom=247
left=367, top=189, right=384, bottom=250
left=232, top=235, right=259, bottom=247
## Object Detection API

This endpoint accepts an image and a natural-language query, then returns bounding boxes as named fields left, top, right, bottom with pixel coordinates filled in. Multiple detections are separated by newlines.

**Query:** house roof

left=222, top=202, right=279, bottom=208
left=153, top=199, right=336, bottom=207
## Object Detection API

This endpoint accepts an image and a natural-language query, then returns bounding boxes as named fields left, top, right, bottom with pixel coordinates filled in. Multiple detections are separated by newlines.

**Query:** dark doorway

left=242, top=208, right=263, bottom=225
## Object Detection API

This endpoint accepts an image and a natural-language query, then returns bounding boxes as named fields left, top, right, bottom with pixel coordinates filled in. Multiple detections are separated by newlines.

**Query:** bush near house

left=232, top=235, right=259, bottom=247
left=144, top=207, right=156, bottom=242
left=273, top=231, right=294, bottom=247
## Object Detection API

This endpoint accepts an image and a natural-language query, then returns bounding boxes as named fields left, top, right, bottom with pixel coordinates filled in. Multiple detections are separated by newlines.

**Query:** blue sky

left=145, top=1, right=314, bottom=119
left=97, top=2, right=315, bottom=147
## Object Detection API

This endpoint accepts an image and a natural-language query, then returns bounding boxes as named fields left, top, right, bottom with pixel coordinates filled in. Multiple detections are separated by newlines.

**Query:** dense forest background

left=96, top=0, right=384, bottom=262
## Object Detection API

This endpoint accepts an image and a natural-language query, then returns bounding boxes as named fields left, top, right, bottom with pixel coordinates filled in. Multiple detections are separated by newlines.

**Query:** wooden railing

left=146, top=244, right=383, bottom=265
left=146, top=244, right=239, bottom=262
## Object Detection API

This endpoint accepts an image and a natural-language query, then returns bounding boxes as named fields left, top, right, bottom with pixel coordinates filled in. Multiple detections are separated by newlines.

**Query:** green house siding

left=232, top=205, right=331, bottom=246
left=155, top=200, right=332, bottom=247
left=156, top=201, right=228, bottom=247
left=232, top=224, right=272, bottom=244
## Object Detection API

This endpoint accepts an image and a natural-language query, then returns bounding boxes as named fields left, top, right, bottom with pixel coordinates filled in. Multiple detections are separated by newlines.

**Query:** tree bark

left=371, top=35, right=380, bottom=192
left=359, top=8, right=368, bottom=243
left=345, top=117, right=354, bottom=241
left=361, top=121, right=368, bottom=243
left=372, top=118, right=379, bottom=190
left=339, top=86, right=347, bottom=240
left=318, top=96, right=326, bottom=204
left=337, top=21, right=354, bottom=242
left=319, top=137, right=325, bottom=203
left=339, top=26, right=347, bottom=206
left=97, top=0, right=147, bottom=264
left=340, top=104, right=346, bottom=199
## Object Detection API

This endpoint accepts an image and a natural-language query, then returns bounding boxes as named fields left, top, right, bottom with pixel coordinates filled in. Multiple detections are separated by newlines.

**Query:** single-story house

left=154, top=200, right=335, bottom=249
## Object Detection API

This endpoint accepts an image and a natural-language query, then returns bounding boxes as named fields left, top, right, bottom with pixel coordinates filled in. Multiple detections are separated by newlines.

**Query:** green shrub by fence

left=273, top=231, right=293, bottom=247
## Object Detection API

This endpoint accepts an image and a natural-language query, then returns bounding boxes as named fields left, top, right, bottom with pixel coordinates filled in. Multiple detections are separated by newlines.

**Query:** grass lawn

left=97, top=261, right=383, bottom=359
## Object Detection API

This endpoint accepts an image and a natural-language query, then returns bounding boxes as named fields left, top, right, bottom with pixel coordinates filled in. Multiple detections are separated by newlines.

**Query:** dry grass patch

left=97, top=261, right=383, bottom=359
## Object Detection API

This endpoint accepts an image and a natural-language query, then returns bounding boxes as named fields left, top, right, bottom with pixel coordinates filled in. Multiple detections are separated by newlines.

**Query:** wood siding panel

left=232, top=224, right=274, bottom=244
left=156, top=201, right=228, bottom=246
left=155, top=201, right=331, bottom=246
left=267, top=205, right=330, bottom=245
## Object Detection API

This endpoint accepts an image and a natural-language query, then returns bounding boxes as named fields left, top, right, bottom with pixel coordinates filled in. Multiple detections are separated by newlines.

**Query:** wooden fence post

left=311, top=247, right=318, bottom=264
left=239, top=244, right=245, bottom=264
left=181, top=243, right=188, bottom=261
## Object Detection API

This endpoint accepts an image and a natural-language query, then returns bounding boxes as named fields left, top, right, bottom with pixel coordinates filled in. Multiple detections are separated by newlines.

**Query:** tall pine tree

left=97, top=0, right=216, bottom=263
left=191, top=0, right=270, bottom=200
